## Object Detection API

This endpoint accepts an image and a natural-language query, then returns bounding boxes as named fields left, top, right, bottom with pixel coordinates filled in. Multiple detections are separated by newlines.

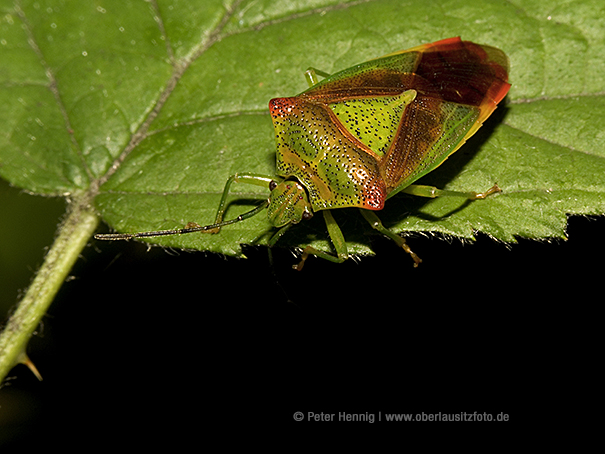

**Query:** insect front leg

left=197, top=173, right=274, bottom=234
left=360, top=210, right=422, bottom=268
left=292, top=210, right=349, bottom=271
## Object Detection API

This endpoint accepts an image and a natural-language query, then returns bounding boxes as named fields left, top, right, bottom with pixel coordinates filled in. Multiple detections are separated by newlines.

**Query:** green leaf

left=2, top=0, right=604, bottom=261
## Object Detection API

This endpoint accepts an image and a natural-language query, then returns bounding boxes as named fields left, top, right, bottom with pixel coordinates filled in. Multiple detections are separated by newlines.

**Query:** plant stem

left=0, top=193, right=99, bottom=382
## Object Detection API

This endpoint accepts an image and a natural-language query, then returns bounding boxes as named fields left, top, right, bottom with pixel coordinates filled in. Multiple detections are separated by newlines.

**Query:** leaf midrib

left=94, top=2, right=245, bottom=190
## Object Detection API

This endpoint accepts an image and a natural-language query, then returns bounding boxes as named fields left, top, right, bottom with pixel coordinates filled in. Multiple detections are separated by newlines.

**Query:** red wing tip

left=403, top=36, right=461, bottom=53
left=494, top=81, right=512, bottom=105
left=430, top=36, right=462, bottom=46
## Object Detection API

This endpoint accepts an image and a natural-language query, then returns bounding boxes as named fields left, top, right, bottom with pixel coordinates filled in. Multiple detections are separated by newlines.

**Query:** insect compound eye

left=269, top=180, right=278, bottom=191
left=302, top=210, right=313, bottom=221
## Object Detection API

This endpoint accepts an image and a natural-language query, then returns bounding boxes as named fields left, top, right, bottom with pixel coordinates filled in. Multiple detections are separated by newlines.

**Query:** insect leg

left=401, top=183, right=501, bottom=200
left=205, top=173, right=275, bottom=234
left=267, top=223, right=293, bottom=247
left=293, top=210, right=349, bottom=271
left=360, top=209, right=422, bottom=267
left=304, top=68, right=332, bottom=87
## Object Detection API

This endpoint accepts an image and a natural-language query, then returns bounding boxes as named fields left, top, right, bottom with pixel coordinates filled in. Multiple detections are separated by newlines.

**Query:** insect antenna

left=94, top=200, right=269, bottom=241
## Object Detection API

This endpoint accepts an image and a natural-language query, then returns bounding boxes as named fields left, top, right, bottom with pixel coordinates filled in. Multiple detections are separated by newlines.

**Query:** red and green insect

left=96, top=37, right=511, bottom=269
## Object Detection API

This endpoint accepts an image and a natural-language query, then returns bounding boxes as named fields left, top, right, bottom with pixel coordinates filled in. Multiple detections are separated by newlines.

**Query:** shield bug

left=95, top=37, right=511, bottom=270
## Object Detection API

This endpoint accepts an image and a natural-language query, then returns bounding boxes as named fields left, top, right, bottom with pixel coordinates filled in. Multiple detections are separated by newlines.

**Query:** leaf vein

left=14, top=0, right=92, bottom=187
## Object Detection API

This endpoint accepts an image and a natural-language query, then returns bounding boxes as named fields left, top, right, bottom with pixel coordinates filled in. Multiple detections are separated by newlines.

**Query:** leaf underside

left=1, top=0, right=604, bottom=259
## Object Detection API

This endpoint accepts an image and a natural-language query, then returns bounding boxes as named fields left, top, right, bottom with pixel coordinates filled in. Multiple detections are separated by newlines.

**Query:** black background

left=1, top=181, right=601, bottom=443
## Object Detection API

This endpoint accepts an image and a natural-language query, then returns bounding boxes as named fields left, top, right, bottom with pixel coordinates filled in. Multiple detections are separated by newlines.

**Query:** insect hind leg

left=401, top=183, right=501, bottom=200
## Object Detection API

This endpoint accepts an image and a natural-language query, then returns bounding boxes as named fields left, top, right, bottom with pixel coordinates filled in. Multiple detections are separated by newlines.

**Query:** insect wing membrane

left=380, top=37, right=511, bottom=195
